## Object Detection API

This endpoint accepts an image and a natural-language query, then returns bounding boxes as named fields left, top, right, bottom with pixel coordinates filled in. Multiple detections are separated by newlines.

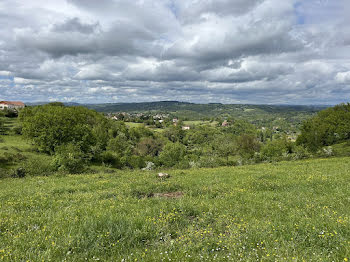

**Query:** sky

left=0, top=0, right=350, bottom=105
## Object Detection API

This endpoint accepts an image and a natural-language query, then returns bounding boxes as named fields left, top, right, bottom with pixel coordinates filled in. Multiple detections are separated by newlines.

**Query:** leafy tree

left=260, top=137, right=294, bottom=161
left=20, top=104, right=108, bottom=154
left=224, top=119, right=257, bottom=136
left=135, top=137, right=163, bottom=157
left=164, top=126, right=185, bottom=143
left=159, top=142, right=187, bottom=167
left=236, top=134, right=261, bottom=159
left=211, top=134, right=236, bottom=162
left=52, top=143, right=88, bottom=174
left=297, top=103, right=350, bottom=151
left=107, top=133, right=132, bottom=156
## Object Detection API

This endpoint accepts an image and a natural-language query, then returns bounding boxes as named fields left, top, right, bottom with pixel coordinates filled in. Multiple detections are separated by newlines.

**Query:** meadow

left=1, top=157, right=350, bottom=261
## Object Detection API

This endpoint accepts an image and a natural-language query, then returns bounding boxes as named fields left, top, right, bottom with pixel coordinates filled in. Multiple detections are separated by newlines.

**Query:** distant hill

left=83, top=101, right=327, bottom=114
left=24, top=101, right=329, bottom=125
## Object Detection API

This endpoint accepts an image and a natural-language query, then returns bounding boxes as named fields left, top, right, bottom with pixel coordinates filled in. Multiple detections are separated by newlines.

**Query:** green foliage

left=159, top=142, right=187, bottom=167
left=260, top=138, right=295, bottom=162
left=163, top=126, right=185, bottom=143
left=107, top=134, right=132, bottom=155
left=98, top=151, right=122, bottom=168
left=0, top=152, right=27, bottom=166
left=11, top=167, right=26, bottom=178
left=224, top=119, right=257, bottom=136
left=22, top=156, right=56, bottom=177
left=20, top=104, right=108, bottom=154
left=211, top=134, right=236, bottom=161
left=52, top=143, right=88, bottom=174
left=123, top=155, right=146, bottom=169
left=135, top=137, right=163, bottom=157
left=297, top=103, right=350, bottom=151
left=236, top=134, right=261, bottom=159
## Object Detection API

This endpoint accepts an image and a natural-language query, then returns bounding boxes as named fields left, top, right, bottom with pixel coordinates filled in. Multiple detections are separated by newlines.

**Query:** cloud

left=335, top=72, right=350, bottom=84
left=0, top=0, right=349, bottom=104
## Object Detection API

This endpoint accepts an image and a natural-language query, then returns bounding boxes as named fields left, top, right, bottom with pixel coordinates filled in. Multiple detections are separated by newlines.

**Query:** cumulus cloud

left=0, top=0, right=349, bottom=104
left=336, top=72, right=350, bottom=84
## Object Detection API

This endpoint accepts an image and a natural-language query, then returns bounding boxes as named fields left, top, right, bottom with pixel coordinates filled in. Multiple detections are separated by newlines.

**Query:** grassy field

left=183, top=120, right=218, bottom=127
left=1, top=157, right=350, bottom=261
left=125, top=122, right=145, bottom=128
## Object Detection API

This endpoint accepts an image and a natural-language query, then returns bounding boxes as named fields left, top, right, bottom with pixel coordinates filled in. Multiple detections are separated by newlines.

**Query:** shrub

left=22, top=157, right=56, bottom=176
left=260, top=138, right=293, bottom=162
left=12, top=125, right=22, bottom=135
left=198, top=155, right=224, bottom=168
left=52, top=144, right=88, bottom=174
left=0, top=152, right=27, bottom=165
left=11, top=167, right=26, bottom=178
left=98, top=151, right=122, bottom=168
left=0, top=168, right=10, bottom=179
left=123, top=155, right=146, bottom=169
left=159, top=142, right=187, bottom=167
left=20, top=105, right=109, bottom=154
left=297, top=103, right=350, bottom=151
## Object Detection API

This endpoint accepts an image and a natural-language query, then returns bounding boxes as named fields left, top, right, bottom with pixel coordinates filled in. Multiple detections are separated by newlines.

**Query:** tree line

left=5, top=102, right=350, bottom=174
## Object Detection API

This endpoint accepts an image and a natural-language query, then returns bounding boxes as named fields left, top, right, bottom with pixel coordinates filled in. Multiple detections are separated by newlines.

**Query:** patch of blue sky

left=168, top=0, right=178, bottom=19
left=293, top=2, right=305, bottom=25
left=294, top=0, right=345, bottom=25
left=0, top=75, right=13, bottom=81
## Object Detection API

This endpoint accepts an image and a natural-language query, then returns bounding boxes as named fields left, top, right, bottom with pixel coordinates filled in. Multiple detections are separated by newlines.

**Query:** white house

left=0, top=101, right=25, bottom=110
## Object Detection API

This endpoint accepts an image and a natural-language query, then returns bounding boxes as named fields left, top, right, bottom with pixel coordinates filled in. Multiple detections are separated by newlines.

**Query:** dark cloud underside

left=0, top=0, right=349, bottom=104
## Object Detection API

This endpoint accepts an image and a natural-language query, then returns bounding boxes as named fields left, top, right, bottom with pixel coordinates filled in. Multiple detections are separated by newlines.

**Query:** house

left=222, top=120, right=229, bottom=127
left=0, top=101, right=25, bottom=110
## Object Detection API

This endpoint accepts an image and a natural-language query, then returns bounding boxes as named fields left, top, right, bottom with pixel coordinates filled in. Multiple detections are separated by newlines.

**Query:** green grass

left=1, top=157, right=350, bottom=261
left=183, top=120, right=218, bottom=127
left=125, top=122, right=145, bottom=128
left=0, top=134, right=51, bottom=165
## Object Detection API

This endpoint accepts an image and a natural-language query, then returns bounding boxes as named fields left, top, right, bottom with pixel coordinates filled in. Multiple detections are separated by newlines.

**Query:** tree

left=135, top=137, right=163, bottom=157
left=159, top=142, right=187, bottom=167
left=297, top=103, right=350, bottom=151
left=211, top=134, right=236, bottom=162
left=236, top=134, right=261, bottom=159
left=20, top=104, right=108, bottom=154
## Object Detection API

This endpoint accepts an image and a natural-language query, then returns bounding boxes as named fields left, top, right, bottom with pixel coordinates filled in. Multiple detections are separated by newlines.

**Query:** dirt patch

left=133, top=191, right=184, bottom=199
left=153, top=191, right=184, bottom=199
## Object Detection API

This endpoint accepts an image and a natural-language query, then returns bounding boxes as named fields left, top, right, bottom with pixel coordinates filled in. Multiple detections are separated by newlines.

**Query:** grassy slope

left=1, top=158, right=350, bottom=261
left=0, top=134, right=52, bottom=173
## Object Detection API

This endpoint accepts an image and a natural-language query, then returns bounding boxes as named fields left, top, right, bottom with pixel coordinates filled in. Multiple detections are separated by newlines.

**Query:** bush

left=11, top=167, right=26, bottom=178
left=259, top=138, right=293, bottom=162
left=20, top=104, right=109, bottom=154
left=22, top=157, right=56, bottom=176
left=123, top=155, right=146, bottom=169
left=12, top=125, right=22, bottom=135
left=297, top=103, right=350, bottom=151
left=198, top=155, right=224, bottom=168
left=98, top=151, right=122, bottom=168
left=159, top=142, right=187, bottom=167
left=0, top=168, right=10, bottom=179
left=0, top=152, right=27, bottom=165
left=52, top=144, right=88, bottom=174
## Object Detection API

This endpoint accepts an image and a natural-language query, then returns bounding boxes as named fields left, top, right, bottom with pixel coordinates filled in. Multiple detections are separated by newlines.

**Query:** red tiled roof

left=0, top=101, right=25, bottom=106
